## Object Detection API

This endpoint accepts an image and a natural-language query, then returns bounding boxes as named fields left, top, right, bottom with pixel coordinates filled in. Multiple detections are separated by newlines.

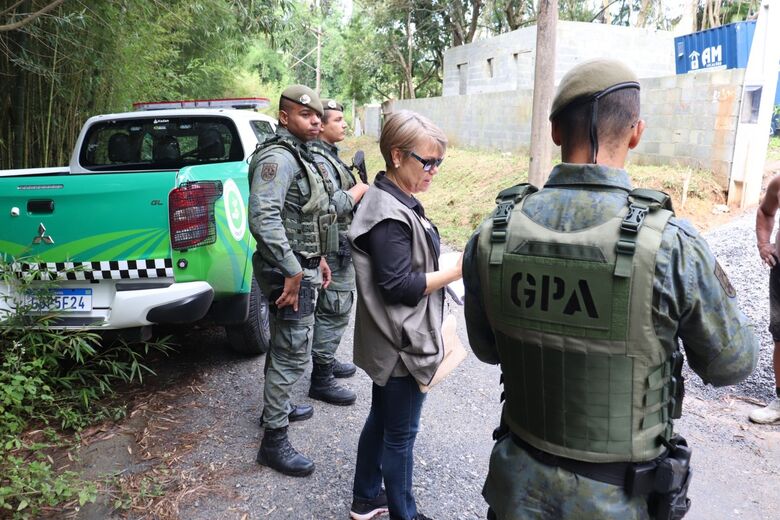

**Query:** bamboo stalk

left=44, top=26, right=58, bottom=167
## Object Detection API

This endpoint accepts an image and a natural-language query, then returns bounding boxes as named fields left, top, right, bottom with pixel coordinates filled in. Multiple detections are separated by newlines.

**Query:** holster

left=652, top=436, right=692, bottom=520
left=337, top=235, right=352, bottom=266
left=268, top=271, right=316, bottom=321
left=627, top=435, right=692, bottom=520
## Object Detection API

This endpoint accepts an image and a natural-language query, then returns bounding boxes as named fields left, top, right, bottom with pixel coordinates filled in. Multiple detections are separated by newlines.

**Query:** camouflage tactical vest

left=250, top=134, right=338, bottom=257
left=476, top=183, right=678, bottom=463
left=310, top=141, right=357, bottom=234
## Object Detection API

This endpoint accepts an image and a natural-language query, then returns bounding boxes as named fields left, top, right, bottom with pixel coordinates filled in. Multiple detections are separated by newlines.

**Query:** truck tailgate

left=0, top=172, right=177, bottom=264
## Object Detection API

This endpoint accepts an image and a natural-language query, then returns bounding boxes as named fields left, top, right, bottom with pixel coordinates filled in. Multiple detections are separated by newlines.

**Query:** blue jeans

left=353, top=375, right=426, bottom=520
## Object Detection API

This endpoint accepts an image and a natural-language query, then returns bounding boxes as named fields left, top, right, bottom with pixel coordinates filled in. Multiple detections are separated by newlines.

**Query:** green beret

left=280, top=84, right=323, bottom=116
left=321, top=98, right=344, bottom=112
left=549, top=59, right=639, bottom=120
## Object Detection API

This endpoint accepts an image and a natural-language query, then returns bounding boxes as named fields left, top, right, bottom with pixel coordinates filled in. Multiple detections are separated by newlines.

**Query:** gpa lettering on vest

left=500, top=253, right=614, bottom=332
left=510, top=272, right=599, bottom=318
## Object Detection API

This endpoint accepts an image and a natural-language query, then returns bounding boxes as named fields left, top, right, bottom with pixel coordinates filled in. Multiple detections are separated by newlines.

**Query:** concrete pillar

left=728, top=1, right=780, bottom=207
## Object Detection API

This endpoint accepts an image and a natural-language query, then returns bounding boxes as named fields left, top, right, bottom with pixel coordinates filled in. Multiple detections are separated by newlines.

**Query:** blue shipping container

left=674, top=21, right=756, bottom=74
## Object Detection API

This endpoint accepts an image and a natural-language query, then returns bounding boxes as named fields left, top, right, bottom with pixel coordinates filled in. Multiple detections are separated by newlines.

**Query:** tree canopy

left=0, top=0, right=762, bottom=169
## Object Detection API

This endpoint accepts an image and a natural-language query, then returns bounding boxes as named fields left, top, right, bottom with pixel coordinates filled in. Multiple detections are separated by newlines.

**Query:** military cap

left=321, top=99, right=344, bottom=112
left=549, top=59, right=639, bottom=120
left=280, top=84, right=323, bottom=116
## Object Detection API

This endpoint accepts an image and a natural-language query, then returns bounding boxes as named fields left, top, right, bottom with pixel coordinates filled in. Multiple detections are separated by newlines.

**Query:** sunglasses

left=409, top=151, right=444, bottom=172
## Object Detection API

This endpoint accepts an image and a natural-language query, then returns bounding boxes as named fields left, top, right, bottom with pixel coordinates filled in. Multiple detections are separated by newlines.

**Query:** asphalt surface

left=70, top=210, right=780, bottom=520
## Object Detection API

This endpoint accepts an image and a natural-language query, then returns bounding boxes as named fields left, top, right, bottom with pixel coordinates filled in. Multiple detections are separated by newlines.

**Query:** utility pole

left=528, top=0, right=558, bottom=187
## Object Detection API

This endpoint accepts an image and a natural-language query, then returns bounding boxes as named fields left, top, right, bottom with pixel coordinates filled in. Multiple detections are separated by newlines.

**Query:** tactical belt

left=510, top=433, right=661, bottom=495
left=295, top=252, right=321, bottom=269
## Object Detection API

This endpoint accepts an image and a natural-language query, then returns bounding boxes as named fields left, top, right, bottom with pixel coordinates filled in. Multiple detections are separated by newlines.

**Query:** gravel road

left=70, top=209, right=780, bottom=520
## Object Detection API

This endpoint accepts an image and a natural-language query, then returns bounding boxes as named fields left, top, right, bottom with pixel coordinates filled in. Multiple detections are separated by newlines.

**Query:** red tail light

left=169, top=181, right=223, bottom=250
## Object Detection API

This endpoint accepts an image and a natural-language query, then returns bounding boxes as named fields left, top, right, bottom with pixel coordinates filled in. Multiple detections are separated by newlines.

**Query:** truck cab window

left=79, top=116, right=241, bottom=171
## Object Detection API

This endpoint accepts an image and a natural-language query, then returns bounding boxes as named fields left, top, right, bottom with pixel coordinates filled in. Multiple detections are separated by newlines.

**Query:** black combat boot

left=333, top=360, right=357, bottom=378
left=256, top=426, right=315, bottom=477
left=258, top=404, right=313, bottom=427
left=309, top=361, right=357, bottom=405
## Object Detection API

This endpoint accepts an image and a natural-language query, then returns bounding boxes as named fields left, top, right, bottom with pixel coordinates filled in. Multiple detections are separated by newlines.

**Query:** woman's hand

left=424, top=251, right=464, bottom=295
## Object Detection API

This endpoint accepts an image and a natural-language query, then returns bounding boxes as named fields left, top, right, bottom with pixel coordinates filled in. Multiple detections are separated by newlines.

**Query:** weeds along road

left=69, top=209, right=780, bottom=520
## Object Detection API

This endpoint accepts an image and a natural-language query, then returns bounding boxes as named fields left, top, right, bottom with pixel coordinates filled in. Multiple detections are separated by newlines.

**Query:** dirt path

left=64, top=321, right=780, bottom=520
left=52, top=210, right=780, bottom=520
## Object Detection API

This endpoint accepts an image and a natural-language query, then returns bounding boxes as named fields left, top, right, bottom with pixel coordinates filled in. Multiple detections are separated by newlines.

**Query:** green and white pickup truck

left=0, top=98, right=277, bottom=355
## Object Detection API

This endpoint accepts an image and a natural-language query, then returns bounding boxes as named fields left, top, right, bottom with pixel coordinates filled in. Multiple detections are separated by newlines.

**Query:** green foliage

left=0, top=260, right=173, bottom=517
left=0, top=453, right=97, bottom=518
left=484, top=0, right=536, bottom=33
left=696, top=0, right=760, bottom=30
left=768, top=135, right=780, bottom=163
left=0, top=0, right=296, bottom=169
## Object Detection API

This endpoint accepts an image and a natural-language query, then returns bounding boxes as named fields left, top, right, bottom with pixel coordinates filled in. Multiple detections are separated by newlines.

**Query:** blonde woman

left=348, top=111, right=462, bottom=520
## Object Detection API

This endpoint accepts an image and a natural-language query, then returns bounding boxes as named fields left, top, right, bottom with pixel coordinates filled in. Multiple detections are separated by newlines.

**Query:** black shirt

left=357, top=172, right=441, bottom=307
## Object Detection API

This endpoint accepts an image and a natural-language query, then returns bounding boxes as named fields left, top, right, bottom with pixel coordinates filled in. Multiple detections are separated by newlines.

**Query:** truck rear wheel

left=226, top=278, right=270, bottom=355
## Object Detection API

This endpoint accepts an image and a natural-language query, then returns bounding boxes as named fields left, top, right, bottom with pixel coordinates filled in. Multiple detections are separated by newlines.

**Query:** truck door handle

left=27, top=200, right=55, bottom=214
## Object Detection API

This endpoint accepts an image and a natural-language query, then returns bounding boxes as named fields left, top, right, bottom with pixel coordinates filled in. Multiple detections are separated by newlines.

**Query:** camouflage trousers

left=311, top=260, right=355, bottom=366
left=261, top=266, right=321, bottom=430
left=483, top=435, right=651, bottom=520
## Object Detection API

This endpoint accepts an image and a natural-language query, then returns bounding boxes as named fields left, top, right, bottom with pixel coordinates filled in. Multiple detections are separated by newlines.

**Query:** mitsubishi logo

left=32, top=223, right=54, bottom=244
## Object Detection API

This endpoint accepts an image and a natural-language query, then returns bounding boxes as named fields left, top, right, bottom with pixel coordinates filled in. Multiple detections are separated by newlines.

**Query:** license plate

left=26, top=288, right=93, bottom=312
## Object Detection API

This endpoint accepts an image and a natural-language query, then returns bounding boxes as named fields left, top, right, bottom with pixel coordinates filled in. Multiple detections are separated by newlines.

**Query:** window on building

left=487, top=58, right=494, bottom=78
left=458, top=63, right=468, bottom=95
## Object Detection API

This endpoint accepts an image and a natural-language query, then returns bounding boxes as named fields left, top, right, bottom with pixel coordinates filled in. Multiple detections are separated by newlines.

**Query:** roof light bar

left=133, top=97, right=270, bottom=111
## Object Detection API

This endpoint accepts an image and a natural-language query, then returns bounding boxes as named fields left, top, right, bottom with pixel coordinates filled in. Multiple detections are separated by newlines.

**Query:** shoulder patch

left=260, top=163, right=278, bottom=181
left=714, top=260, right=737, bottom=298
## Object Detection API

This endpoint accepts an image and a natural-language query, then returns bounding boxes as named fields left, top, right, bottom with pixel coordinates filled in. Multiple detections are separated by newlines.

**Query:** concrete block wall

left=363, top=104, right=382, bottom=138
left=443, top=21, right=676, bottom=96
left=368, top=69, right=743, bottom=188
left=633, top=68, right=744, bottom=185
left=387, top=90, right=534, bottom=152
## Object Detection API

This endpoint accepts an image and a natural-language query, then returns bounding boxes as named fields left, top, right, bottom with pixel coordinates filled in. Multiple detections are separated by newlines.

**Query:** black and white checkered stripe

left=13, top=259, right=174, bottom=280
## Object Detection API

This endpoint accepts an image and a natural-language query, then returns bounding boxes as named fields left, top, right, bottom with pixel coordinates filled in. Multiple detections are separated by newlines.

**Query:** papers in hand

left=439, top=251, right=465, bottom=305
left=418, top=314, right=468, bottom=393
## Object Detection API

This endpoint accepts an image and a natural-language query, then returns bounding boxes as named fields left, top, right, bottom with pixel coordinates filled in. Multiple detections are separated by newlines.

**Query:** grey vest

left=349, top=186, right=445, bottom=386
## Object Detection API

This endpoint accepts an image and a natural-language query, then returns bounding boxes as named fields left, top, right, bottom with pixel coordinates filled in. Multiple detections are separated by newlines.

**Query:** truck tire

left=226, top=278, right=271, bottom=355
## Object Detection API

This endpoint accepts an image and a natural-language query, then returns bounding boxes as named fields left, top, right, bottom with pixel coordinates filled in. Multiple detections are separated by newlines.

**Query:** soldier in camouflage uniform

left=462, top=59, right=758, bottom=519
left=249, top=85, right=339, bottom=477
left=308, top=99, right=368, bottom=406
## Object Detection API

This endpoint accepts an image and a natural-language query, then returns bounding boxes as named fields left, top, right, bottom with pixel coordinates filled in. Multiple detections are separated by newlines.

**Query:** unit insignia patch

left=261, top=163, right=278, bottom=181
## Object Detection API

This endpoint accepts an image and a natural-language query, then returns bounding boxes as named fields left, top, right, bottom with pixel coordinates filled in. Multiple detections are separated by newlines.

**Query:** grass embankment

left=768, top=135, right=780, bottom=163
left=341, top=136, right=726, bottom=247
